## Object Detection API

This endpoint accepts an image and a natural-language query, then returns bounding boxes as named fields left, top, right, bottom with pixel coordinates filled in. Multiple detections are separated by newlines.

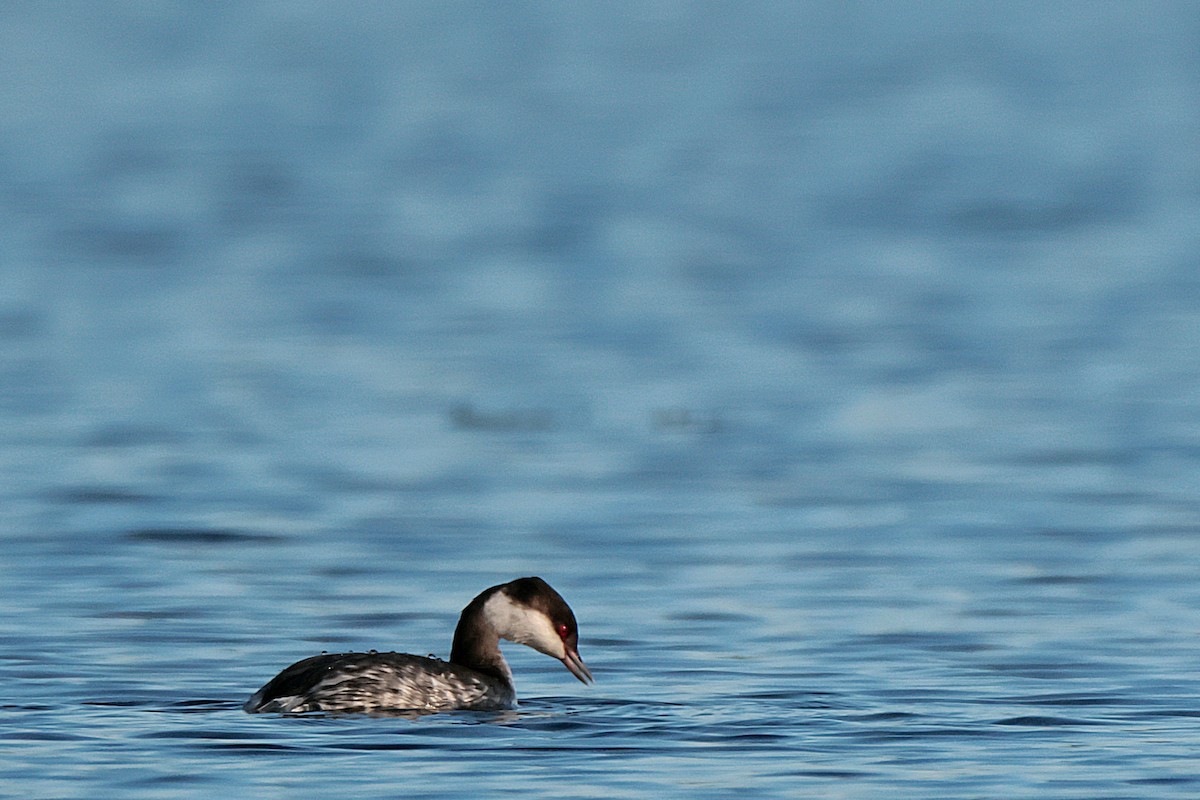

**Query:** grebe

left=243, top=577, right=592, bottom=714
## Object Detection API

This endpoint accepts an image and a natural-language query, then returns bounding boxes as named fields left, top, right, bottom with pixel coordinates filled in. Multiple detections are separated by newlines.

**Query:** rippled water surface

left=3, top=2, right=1200, bottom=798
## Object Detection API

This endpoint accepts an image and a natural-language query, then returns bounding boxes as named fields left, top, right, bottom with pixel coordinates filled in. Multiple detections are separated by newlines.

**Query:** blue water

left=3, top=2, right=1200, bottom=797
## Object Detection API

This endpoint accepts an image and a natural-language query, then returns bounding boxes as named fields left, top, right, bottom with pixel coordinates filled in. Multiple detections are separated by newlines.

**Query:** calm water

left=3, top=2, right=1200, bottom=798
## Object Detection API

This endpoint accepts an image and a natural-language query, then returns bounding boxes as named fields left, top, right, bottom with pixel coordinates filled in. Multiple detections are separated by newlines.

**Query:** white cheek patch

left=483, top=593, right=566, bottom=659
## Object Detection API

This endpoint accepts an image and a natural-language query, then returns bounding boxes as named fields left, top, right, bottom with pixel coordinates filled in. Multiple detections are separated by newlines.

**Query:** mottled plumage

left=244, top=577, right=591, bottom=714
left=243, top=652, right=513, bottom=713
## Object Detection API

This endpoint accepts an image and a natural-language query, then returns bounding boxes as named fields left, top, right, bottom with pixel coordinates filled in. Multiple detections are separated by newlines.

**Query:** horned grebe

left=243, top=577, right=592, bottom=714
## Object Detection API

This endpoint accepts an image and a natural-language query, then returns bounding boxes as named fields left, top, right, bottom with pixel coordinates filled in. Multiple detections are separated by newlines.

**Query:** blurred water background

left=2, top=2, right=1200, bottom=797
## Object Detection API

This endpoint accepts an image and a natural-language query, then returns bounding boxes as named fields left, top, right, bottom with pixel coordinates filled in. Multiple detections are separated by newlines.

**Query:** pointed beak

left=561, top=647, right=593, bottom=685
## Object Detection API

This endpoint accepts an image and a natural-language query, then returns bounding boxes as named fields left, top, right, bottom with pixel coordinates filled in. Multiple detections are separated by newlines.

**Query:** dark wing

left=245, top=652, right=356, bottom=712
left=244, top=652, right=510, bottom=713
left=244, top=653, right=350, bottom=712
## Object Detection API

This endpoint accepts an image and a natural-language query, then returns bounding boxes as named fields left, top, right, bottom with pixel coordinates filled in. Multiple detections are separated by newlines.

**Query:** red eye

left=557, top=624, right=570, bottom=639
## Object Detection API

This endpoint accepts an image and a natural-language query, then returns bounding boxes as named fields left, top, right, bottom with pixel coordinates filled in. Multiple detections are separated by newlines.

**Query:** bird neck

left=450, top=586, right=513, bottom=682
